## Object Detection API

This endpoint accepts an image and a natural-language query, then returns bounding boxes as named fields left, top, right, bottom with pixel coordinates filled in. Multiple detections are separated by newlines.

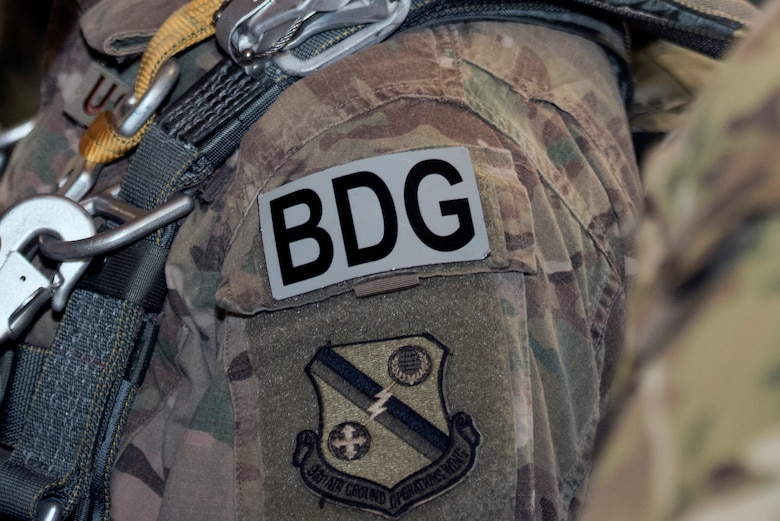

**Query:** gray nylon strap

left=0, top=291, right=142, bottom=519
left=0, top=463, right=53, bottom=520
left=0, top=345, right=46, bottom=447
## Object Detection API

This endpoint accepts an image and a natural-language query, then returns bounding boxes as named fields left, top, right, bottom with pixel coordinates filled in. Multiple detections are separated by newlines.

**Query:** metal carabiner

left=111, top=60, right=180, bottom=137
left=215, top=0, right=409, bottom=78
left=274, top=0, right=410, bottom=76
left=0, top=195, right=96, bottom=343
left=284, top=0, right=405, bottom=47
left=57, top=155, right=102, bottom=204
left=57, top=60, right=180, bottom=202
left=216, top=0, right=350, bottom=77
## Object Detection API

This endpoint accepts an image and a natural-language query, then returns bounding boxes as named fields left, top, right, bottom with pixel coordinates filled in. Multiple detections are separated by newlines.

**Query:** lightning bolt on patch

left=368, top=385, right=395, bottom=421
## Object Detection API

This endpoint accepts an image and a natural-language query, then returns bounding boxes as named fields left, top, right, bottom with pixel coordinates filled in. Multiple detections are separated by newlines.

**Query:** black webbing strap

left=0, top=292, right=144, bottom=520
left=78, top=237, right=170, bottom=313
left=0, top=344, right=47, bottom=447
left=0, top=2, right=629, bottom=520
left=0, top=60, right=283, bottom=521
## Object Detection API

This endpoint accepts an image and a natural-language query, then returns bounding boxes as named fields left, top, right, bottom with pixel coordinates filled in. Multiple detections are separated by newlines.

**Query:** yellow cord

left=79, top=0, right=222, bottom=164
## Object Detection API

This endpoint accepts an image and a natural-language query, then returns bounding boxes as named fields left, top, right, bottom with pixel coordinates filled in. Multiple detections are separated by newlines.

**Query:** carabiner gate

left=215, top=0, right=410, bottom=77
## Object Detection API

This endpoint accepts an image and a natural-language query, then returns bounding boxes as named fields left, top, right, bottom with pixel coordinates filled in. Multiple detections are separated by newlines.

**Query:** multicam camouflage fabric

left=582, top=1, right=780, bottom=520
left=0, top=2, right=640, bottom=520
left=115, top=22, right=639, bottom=520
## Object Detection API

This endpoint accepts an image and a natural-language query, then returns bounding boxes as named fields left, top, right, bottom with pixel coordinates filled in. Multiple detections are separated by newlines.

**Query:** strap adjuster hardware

left=0, top=187, right=193, bottom=342
left=0, top=61, right=187, bottom=342
left=38, top=186, right=194, bottom=261
left=215, top=0, right=410, bottom=78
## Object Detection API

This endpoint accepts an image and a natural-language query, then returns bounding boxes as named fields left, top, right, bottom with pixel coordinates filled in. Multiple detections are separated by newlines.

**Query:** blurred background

left=0, top=0, right=54, bottom=127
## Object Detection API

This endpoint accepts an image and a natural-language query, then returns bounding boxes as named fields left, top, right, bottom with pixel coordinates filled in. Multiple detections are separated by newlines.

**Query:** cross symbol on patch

left=328, top=422, right=371, bottom=461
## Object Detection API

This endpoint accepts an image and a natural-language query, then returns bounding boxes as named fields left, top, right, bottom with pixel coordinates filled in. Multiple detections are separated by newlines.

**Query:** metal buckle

left=110, top=60, right=180, bottom=138
left=0, top=195, right=96, bottom=344
left=215, top=0, right=410, bottom=77
left=0, top=187, right=193, bottom=342
left=0, top=62, right=185, bottom=343
left=0, top=59, right=188, bottom=342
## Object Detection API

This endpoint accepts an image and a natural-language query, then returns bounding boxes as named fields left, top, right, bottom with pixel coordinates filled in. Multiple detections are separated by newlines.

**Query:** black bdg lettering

left=332, top=171, right=398, bottom=267
left=268, top=156, right=480, bottom=290
left=270, top=188, right=334, bottom=285
left=404, top=159, right=475, bottom=252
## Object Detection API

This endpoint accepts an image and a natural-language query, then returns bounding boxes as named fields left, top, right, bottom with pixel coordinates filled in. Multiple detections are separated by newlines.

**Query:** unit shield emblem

left=294, top=334, right=480, bottom=517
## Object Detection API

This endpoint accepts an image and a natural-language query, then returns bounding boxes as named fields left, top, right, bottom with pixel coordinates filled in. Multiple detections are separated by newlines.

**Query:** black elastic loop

left=78, top=237, right=170, bottom=313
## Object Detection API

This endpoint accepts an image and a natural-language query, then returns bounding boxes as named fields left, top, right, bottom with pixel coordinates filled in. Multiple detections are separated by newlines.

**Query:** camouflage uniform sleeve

left=582, top=2, right=780, bottom=520
left=0, top=5, right=639, bottom=520
left=108, top=21, right=639, bottom=521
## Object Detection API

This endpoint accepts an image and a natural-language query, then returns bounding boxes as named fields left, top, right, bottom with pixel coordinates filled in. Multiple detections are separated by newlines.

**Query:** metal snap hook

left=214, top=0, right=404, bottom=78
left=273, top=0, right=410, bottom=76
left=111, top=60, right=180, bottom=137
left=0, top=195, right=96, bottom=344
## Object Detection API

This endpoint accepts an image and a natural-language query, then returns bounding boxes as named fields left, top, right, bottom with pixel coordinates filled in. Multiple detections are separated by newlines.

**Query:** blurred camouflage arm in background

left=583, top=1, right=780, bottom=519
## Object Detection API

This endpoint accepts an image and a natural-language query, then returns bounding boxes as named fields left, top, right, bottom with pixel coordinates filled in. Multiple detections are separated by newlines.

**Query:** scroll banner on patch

left=294, top=413, right=480, bottom=518
left=258, top=147, right=490, bottom=299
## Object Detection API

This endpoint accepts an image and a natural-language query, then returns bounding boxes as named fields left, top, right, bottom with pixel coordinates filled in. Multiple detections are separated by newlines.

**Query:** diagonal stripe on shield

left=306, top=335, right=451, bottom=488
left=294, top=334, right=481, bottom=517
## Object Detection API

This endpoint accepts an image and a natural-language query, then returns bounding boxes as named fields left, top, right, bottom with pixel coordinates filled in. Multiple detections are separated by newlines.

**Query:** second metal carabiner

left=0, top=195, right=96, bottom=343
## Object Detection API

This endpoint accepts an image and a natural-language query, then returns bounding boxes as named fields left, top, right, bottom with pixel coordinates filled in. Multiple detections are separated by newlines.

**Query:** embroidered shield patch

left=294, top=334, right=480, bottom=517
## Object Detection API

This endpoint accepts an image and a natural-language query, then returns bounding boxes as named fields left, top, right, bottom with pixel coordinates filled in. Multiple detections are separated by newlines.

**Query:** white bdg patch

left=258, top=147, right=490, bottom=300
